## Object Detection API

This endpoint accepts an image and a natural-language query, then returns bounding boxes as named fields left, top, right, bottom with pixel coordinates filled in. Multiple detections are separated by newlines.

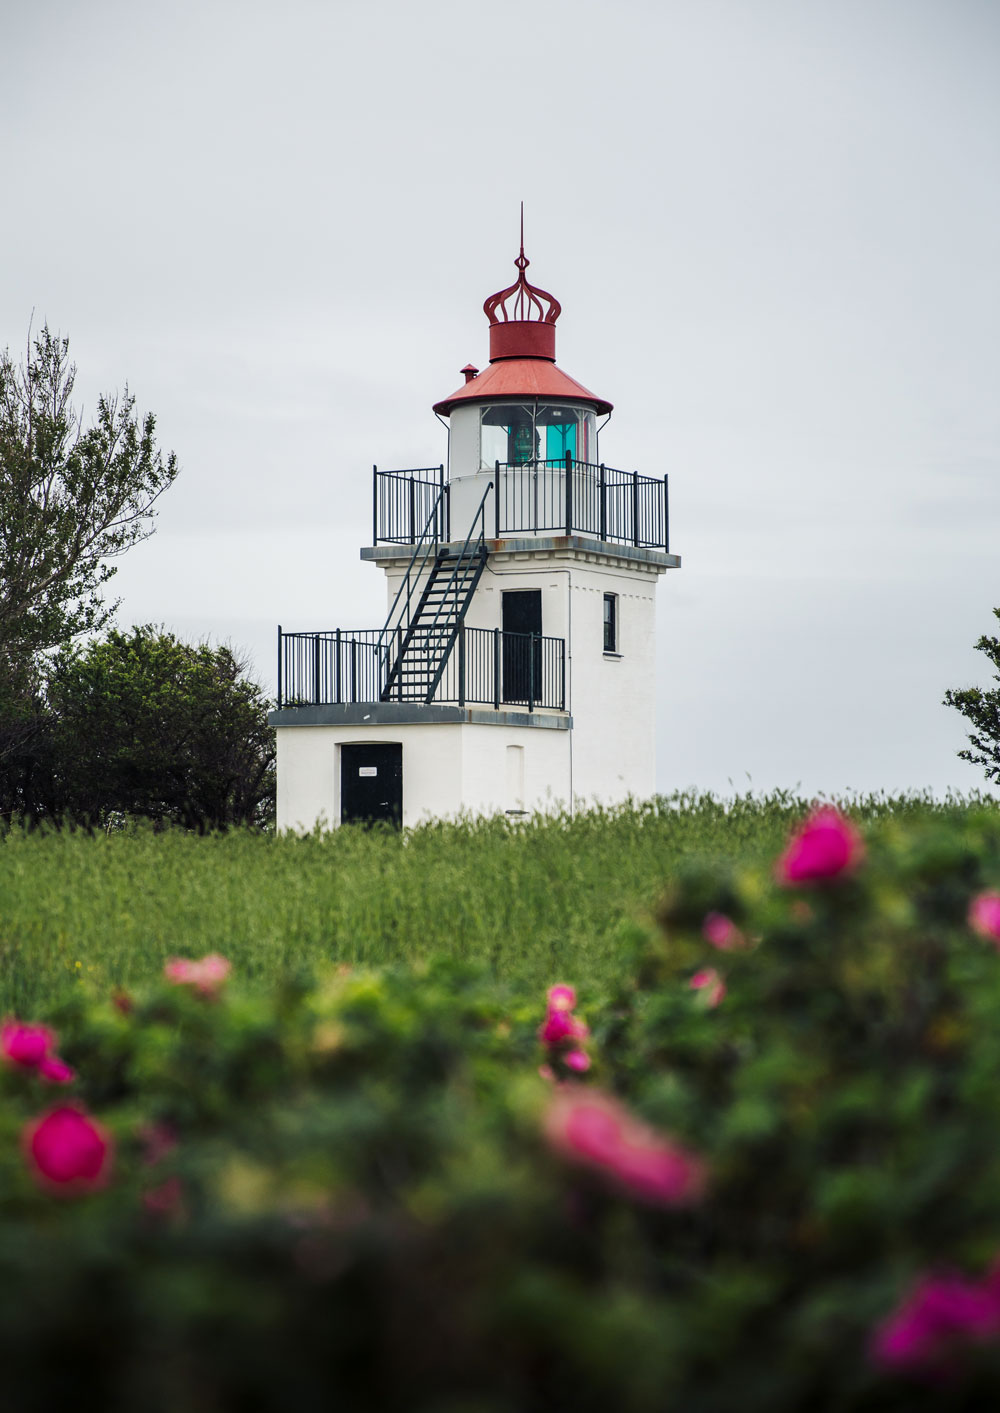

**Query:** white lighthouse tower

left=270, top=237, right=680, bottom=829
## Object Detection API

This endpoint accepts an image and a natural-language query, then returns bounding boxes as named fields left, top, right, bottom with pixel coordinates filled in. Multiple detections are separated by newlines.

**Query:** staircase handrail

left=419, top=480, right=493, bottom=643
left=377, top=484, right=447, bottom=662
left=420, top=480, right=492, bottom=700
left=379, top=481, right=493, bottom=704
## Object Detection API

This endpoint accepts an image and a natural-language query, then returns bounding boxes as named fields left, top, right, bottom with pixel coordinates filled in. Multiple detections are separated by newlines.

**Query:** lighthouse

left=270, top=238, right=680, bottom=829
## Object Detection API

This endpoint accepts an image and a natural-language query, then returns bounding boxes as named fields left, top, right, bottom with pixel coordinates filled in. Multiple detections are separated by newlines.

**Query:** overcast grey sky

left=2, top=0, right=998, bottom=799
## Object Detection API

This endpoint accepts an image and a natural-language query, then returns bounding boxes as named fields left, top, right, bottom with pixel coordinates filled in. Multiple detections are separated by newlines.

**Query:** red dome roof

left=433, top=357, right=612, bottom=417
left=433, top=237, right=613, bottom=418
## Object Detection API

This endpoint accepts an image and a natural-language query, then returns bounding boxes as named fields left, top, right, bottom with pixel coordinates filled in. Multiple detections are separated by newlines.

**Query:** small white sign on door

left=358, top=766, right=378, bottom=777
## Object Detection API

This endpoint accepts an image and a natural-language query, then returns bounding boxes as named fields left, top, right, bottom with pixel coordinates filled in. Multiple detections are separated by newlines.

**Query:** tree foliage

left=41, top=626, right=275, bottom=830
left=0, top=329, right=274, bottom=830
left=0, top=326, right=177, bottom=659
left=944, top=608, right=1000, bottom=784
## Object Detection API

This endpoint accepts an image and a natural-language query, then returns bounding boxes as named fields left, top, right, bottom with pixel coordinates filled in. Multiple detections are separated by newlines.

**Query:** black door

left=341, top=743, right=402, bottom=827
left=502, top=590, right=542, bottom=705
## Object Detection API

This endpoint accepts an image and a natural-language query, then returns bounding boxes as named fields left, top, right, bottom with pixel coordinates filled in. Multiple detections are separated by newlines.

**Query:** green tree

left=0, top=326, right=178, bottom=659
left=943, top=607, right=1000, bottom=784
left=44, top=626, right=275, bottom=830
left=0, top=326, right=179, bottom=805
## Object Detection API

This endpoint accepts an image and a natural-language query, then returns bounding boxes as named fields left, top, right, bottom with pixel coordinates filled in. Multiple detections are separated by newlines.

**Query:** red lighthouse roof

left=432, top=239, right=613, bottom=418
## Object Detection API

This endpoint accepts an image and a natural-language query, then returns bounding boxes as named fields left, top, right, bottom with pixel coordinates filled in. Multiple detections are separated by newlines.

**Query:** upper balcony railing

left=494, top=458, right=668, bottom=550
left=373, top=465, right=448, bottom=545
left=373, top=457, right=669, bottom=552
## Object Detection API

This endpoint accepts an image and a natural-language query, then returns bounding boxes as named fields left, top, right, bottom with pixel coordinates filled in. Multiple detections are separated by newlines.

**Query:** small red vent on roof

left=461, top=363, right=479, bottom=383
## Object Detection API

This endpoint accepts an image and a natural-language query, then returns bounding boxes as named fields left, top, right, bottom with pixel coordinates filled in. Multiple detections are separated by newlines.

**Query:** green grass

left=1, top=791, right=993, bottom=1016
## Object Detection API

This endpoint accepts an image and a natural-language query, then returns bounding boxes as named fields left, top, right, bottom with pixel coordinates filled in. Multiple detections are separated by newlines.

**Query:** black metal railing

left=277, top=626, right=565, bottom=712
left=372, top=459, right=668, bottom=550
left=373, top=465, right=448, bottom=544
left=377, top=482, right=448, bottom=671
left=495, top=457, right=668, bottom=549
left=382, top=480, right=492, bottom=704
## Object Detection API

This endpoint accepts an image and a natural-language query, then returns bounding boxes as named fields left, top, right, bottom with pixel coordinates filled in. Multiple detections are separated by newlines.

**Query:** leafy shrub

left=4, top=804, right=1000, bottom=1409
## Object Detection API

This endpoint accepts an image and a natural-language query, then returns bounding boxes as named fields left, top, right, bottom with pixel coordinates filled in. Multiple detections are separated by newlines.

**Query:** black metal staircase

left=379, top=482, right=492, bottom=704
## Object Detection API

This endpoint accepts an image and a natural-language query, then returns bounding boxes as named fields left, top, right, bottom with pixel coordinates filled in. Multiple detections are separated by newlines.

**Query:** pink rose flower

left=540, top=1009, right=576, bottom=1045
left=24, top=1106, right=112, bottom=1193
left=872, top=1270, right=1000, bottom=1374
left=701, top=912, right=744, bottom=951
left=38, top=1055, right=76, bottom=1084
left=690, top=967, right=726, bottom=1008
left=2, top=1022, right=56, bottom=1069
left=546, top=984, right=576, bottom=1013
left=544, top=1088, right=706, bottom=1207
left=968, top=891, right=1000, bottom=945
left=776, top=806, right=864, bottom=885
left=2, top=1021, right=75, bottom=1083
left=539, top=983, right=593, bottom=1075
left=163, top=958, right=195, bottom=984
left=164, top=953, right=232, bottom=997
left=539, top=1010, right=589, bottom=1045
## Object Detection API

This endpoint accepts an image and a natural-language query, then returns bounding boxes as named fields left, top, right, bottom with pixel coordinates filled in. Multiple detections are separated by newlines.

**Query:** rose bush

left=1, top=803, right=1000, bottom=1409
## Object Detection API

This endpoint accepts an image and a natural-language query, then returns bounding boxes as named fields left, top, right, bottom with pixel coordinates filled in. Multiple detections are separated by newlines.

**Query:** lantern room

left=433, top=240, right=613, bottom=490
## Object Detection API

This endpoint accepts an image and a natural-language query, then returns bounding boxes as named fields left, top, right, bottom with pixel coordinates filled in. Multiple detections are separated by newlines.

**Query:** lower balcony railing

left=277, top=625, right=566, bottom=713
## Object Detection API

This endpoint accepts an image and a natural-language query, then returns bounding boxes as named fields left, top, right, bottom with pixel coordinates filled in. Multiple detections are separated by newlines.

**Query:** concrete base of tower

left=271, top=707, right=573, bottom=832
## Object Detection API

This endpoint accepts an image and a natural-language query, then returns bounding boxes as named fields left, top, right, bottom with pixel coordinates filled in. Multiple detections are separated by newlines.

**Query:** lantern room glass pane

left=479, top=402, right=597, bottom=470
left=480, top=404, right=535, bottom=469
left=536, top=404, right=574, bottom=462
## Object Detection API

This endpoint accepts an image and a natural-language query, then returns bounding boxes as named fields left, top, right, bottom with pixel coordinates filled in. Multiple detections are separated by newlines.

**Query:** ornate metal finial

left=483, top=206, right=562, bottom=327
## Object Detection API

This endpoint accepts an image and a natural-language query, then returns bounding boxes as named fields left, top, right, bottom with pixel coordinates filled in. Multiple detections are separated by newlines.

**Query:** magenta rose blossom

left=968, top=891, right=1000, bottom=945
left=37, top=1055, right=76, bottom=1084
left=690, top=967, right=726, bottom=1008
left=540, top=1009, right=588, bottom=1045
left=776, top=806, right=864, bottom=885
left=538, top=983, right=592, bottom=1075
left=544, top=1088, right=706, bottom=1207
left=872, top=1268, right=1000, bottom=1374
left=24, top=1106, right=112, bottom=1192
left=2, top=1021, right=75, bottom=1083
left=2, top=1022, right=56, bottom=1069
left=164, top=953, right=232, bottom=997
left=701, top=912, right=744, bottom=950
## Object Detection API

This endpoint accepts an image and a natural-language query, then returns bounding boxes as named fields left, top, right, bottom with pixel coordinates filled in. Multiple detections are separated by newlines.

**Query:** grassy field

left=1, top=791, right=990, bottom=1016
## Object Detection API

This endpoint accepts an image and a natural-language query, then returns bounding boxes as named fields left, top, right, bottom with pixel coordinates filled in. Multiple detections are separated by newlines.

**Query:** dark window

left=603, top=593, right=617, bottom=654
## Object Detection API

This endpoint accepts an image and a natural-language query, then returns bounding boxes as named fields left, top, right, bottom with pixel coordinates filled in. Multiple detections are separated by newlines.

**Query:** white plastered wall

left=376, top=545, right=663, bottom=808
left=462, top=550, right=661, bottom=807
left=275, top=720, right=570, bottom=831
left=563, top=560, right=660, bottom=806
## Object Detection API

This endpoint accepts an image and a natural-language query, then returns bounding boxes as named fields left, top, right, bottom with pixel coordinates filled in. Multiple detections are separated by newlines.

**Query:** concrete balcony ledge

left=361, top=536, right=680, bottom=571
left=269, top=702, right=573, bottom=730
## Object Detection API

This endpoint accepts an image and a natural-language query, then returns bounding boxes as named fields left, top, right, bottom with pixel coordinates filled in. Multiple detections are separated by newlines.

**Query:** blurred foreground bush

left=4, top=804, right=1000, bottom=1411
